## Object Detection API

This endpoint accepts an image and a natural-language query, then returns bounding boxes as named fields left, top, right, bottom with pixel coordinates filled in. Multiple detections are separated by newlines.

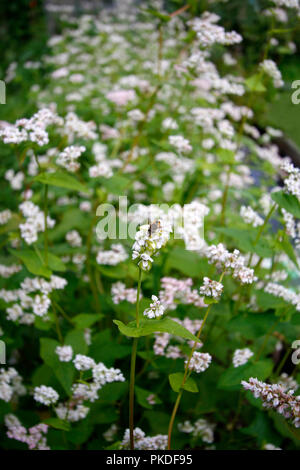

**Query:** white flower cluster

left=55, top=359, right=125, bottom=423
left=168, top=135, right=192, bottom=154
left=264, top=282, right=300, bottom=311
left=159, top=277, right=205, bottom=311
left=5, top=169, right=24, bottom=190
left=260, top=59, right=284, bottom=88
left=120, top=427, right=168, bottom=450
left=232, top=348, right=254, bottom=367
left=185, top=352, right=212, bottom=373
left=57, top=145, right=86, bottom=172
left=178, top=418, right=215, bottom=443
left=64, top=112, right=97, bottom=141
left=189, top=13, right=242, bottom=47
left=143, top=295, right=165, bottom=319
left=240, top=205, right=264, bottom=227
left=55, top=345, right=73, bottom=362
left=242, top=377, right=300, bottom=427
left=281, top=161, right=300, bottom=202
left=271, top=0, right=299, bottom=9
left=106, top=89, right=136, bottom=107
left=0, top=264, right=22, bottom=278
left=0, top=368, right=26, bottom=402
left=277, top=373, right=298, bottom=392
left=0, top=209, right=12, bottom=225
left=155, top=151, right=195, bottom=185
left=200, top=277, right=224, bottom=299
left=4, top=275, right=67, bottom=323
left=205, top=244, right=257, bottom=285
left=66, top=229, right=82, bottom=247
left=132, top=220, right=172, bottom=271
left=19, top=201, right=55, bottom=245
left=111, top=282, right=138, bottom=304
left=0, top=108, right=63, bottom=146
left=33, top=385, right=59, bottom=406
left=96, top=243, right=128, bottom=266
left=6, top=415, right=50, bottom=450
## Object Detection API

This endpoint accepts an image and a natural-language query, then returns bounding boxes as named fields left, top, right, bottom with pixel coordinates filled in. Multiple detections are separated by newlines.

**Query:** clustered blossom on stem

left=159, top=277, right=206, bottom=310
left=189, top=13, right=242, bottom=48
left=66, top=229, right=82, bottom=247
left=200, top=277, right=224, bottom=300
left=185, top=352, right=212, bottom=373
left=132, top=220, right=172, bottom=271
left=143, top=295, right=165, bottom=319
left=2, top=275, right=67, bottom=324
left=6, top=415, right=50, bottom=450
left=0, top=264, right=22, bottom=278
left=96, top=244, right=128, bottom=266
left=205, top=243, right=257, bottom=285
left=240, top=206, right=264, bottom=227
left=33, top=385, right=59, bottom=406
left=0, top=368, right=26, bottom=402
left=19, top=201, right=55, bottom=245
left=111, top=282, right=139, bottom=304
left=232, top=348, right=254, bottom=367
left=153, top=317, right=204, bottom=359
left=56, top=145, right=86, bottom=172
left=120, top=427, right=168, bottom=450
left=242, top=377, right=300, bottom=427
left=178, top=418, right=215, bottom=444
left=0, top=209, right=12, bottom=225
left=281, top=160, right=300, bottom=202
left=55, top=359, right=125, bottom=423
left=259, top=59, right=284, bottom=88
left=55, top=345, right=73, bottom=362
left=168, top=135, right=192, bottom=154
left=264, top=282, right=300, bottom=311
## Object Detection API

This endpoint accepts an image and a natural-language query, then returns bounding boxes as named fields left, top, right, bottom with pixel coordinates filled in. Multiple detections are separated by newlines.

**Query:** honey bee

left=148, top=220, right=161, bottom=236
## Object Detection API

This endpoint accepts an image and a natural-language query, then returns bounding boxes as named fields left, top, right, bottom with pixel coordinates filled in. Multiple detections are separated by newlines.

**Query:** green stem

left=43, top=184, right=49, bottom=267
left=129, top=267, right=142, bottom=450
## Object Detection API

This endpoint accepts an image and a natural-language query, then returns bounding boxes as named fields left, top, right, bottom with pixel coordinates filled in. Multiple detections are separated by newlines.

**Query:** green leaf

left=73, top=313, right=103, bottom=329
left=64, top=329, right=88, bottom=355
left=218, top=360, right=273, bottom=391
left=245, top=74, right=266, bottom=92
left=9, top=249, right=52, bottom=278
left=277, top=231, right=299, bottom=269
left=99, top=175, right=130, bottom=195
left=169, top=372, right=198, bottom=393
left=43, top=418, right=70, bottom=431
left=40, top=338, right=75, bottom=395
left=135, top=386, right=162, bottom=409
left=34, top=171, right=89, bottom=194
left=113, top=318, right=201, bottom=343
left=271, top=190, right=300, bottom=219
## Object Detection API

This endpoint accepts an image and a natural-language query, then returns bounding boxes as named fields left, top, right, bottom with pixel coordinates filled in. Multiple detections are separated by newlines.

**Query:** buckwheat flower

left=34, top=385, right=59, bottom=406
left=242, top=377, right=300, bottom=427
left=92, top=362, right=125, bottom=386
left=121, top=428, right=168, bottom=450
left=66, top=230, right=82, bottom=247
left=271, top=0, right=299, bottom=9
left=280, top=161, right=300, bottom=202
left=186, top=352, right=212, bottom=373
left=169, top=135, right=192, bottom=154
left=240, top=205, right=264, bottom=227
left=233, top=348, right=254, bottom=367
left=277, top=373, right=298, bottom=392
left=143, top=295, right=165, bottom=319
left=264, top=443, right=282, bottom=450
left=233, top=266, right=257, bottom=285
left=200, top=277, right=223, bottom=300
left=103, top=424, right=118, bottom=442
left=162, top=117, right=178, bottom=130
left=132, top=220, right=172, bottom=271
left=73, top=354, right=95, bottom=371
left=193, top=419, right=215, bottom=444
left=96, top=244, right=128, bottom=266
left=259, top=60, right=284, bottom=88
left=57, top=145, right=86, bottom=172
left=55, top=345, right=73, bottom=362
left=128, top=109, right=144, bottom=122
left=0, top=209, right=12, bottom=225
left=111, top=282, right=138, bottom=304
left=32, top=294, right=51, bottom=317
left=106, top=89, right=136, bottom=107
left=71, top=383, right=100, bottom=403
left=178, top=420, right=195, bottom=433
left=0, top=264, right=22, bottom=278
